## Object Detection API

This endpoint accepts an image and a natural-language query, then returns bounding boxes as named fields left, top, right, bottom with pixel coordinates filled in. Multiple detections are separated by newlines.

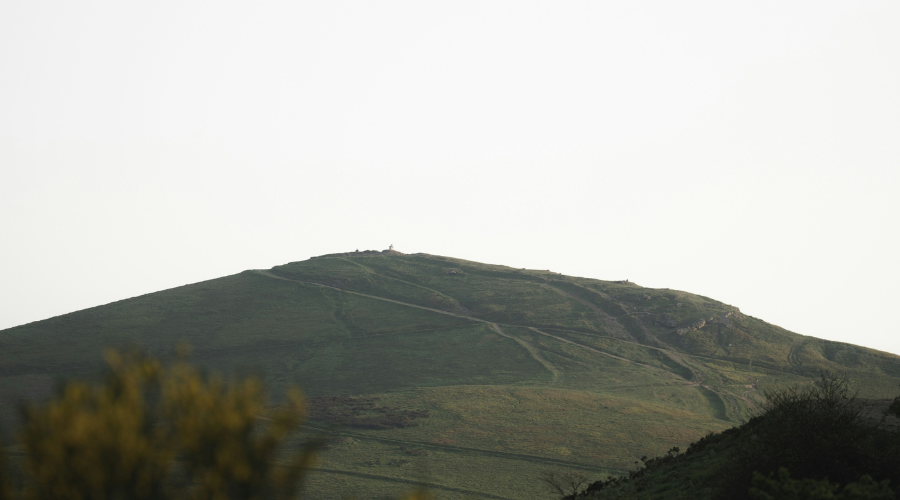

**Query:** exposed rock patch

left=676, top=318, right=711, bottom=336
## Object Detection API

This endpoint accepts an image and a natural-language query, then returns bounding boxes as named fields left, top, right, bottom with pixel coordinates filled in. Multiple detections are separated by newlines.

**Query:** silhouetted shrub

left=576, top=374, right=900, bottom=499
left=721, top=373, right=900, bottom=499
left=749, top=467, right=892, bottom=500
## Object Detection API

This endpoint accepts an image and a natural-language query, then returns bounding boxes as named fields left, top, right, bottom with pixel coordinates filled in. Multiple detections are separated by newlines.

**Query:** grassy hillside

left=1, top=251, right=899, bottom=499
left=576, top=378, right=900, bottom=499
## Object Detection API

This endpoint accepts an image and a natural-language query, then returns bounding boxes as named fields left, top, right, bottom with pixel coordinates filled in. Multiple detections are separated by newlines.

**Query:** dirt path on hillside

left=301, top=423, right=620, bottom=472
left=490, top=324, right=563, bottom=385
left=526, top=327, right=681, bottom=379
left=717, top=389, right=747, bottom=424
left=543, top=282, right=665, bottom=347
left=337, top=257, right=469, bottom=312
left=254, top=270, right=486, bottom=322
left=257, top=269, right=689, bottom=384
left=254, top=269, right=758, bottom=422
left=307, top=468, right=516, bottom=500
left=542, top=284, right=637, bottom=342
left=257, top=270, right=567, bottom=384
left=540, top=282, right=762, bottom=420
left=741, top=379, right=760, bottom=414
left=543, top=283, right=698, bottom=371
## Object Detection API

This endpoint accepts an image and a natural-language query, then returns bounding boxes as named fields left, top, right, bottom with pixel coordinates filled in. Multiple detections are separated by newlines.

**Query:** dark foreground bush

left=749, top=467, right=893, bottom=500
left=720, top=374, right=900, bottom=498
left=576, top=374, right=900, bottom=499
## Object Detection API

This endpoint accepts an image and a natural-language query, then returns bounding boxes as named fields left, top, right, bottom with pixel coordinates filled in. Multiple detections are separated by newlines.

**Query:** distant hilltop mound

left=312, top=246, right=405, bottom=259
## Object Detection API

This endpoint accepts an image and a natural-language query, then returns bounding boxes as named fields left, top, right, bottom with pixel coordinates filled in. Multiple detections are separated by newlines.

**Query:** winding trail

left=718, top=389, right=747, bottom=424
left=301, top=423, right=616, bottom=472
left=252, top=269, right=758, bottom=422
left=337, top=258, right=468, bottom=312
left=527, top=327, right=680, bottom=379
left=254, top=270, right=486, bottom=322
left=257, top=269, right=689, bottom=385
left=543, top=284, right=636, bottom=342
left=740, top=379, right=760, bottom=414
left=490, top=324, right=563, bottom=384
left=307, top=468, right=516, bottom=500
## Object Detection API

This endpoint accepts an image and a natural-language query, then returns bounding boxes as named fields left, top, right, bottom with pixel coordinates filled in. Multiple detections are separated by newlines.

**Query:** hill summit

left=2, top=251, right=899, bottom=500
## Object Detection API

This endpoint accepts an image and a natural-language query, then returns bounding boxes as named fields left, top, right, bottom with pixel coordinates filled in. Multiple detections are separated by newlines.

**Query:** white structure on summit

left=389, top=244, right=394, bottom=251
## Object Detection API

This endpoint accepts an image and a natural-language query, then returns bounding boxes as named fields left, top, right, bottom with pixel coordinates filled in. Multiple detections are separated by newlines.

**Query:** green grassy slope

left=577, top=388, right=900, bottom=499
left=1, top=251, right=898, bottom=499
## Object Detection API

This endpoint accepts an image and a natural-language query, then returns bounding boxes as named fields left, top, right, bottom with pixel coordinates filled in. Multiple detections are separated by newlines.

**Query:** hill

left=2, top=251, right=899, bottom=499
left=575, top=377, right=900, bottom=499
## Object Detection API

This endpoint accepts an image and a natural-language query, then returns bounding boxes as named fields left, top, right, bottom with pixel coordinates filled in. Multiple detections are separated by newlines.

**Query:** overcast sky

left=2, top=2, right=898, bottom=355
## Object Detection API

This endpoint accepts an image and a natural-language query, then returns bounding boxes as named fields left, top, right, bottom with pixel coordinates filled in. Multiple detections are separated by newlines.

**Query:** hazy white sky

left=2, top=2, right=899, bottom=354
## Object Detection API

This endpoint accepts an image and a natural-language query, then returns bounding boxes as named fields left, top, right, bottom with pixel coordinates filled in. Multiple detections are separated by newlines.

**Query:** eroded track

left=253, top=269, right=757, bottom=422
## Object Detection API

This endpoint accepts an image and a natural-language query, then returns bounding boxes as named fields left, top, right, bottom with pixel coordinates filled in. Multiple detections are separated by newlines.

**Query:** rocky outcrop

left=673, top=309, right=742, bottom=335
left=655, top=306, right=742, bottom=335
left=676, top=318, right=711, bottom=335
left=721, top=310, right=738, bottom=327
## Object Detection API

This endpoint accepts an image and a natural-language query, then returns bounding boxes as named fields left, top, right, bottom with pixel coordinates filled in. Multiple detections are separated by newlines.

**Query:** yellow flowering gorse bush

left=7, top=349, right=317, bottom=500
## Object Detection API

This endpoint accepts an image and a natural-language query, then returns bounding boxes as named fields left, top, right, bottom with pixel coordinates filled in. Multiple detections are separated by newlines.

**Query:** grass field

left=2, top=251, right=899, bottom=499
